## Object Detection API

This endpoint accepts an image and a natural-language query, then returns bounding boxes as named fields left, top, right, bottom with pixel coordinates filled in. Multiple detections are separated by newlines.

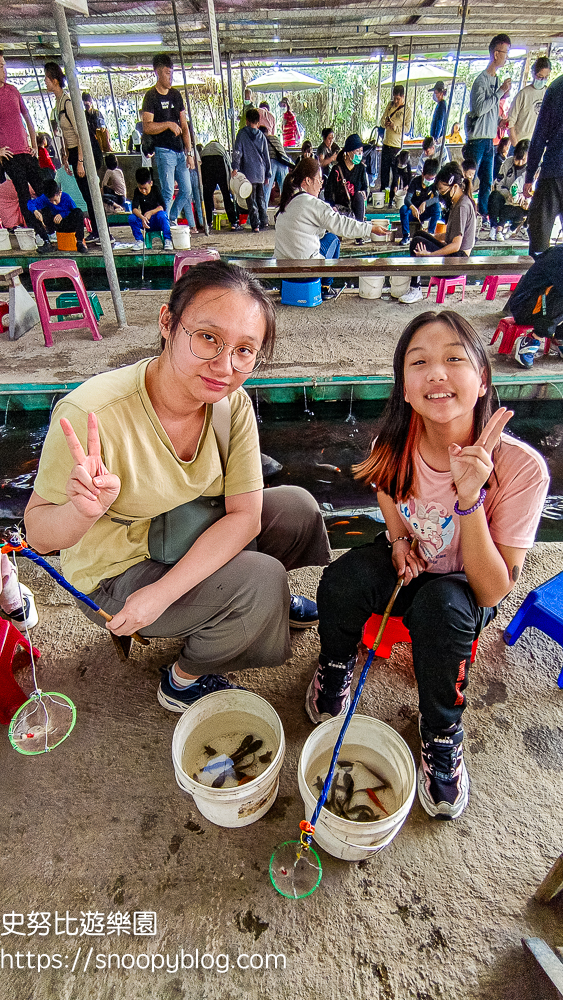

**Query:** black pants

left=511, top=288, right=563, bottom=343
left=67, top=146, right=98, bottom=237
left=43, top=206, right=85, bottom=243
left=487, top=190, right=526, bottom=229
left=317, top=533, right=496, bottom=732
left=528, top=175, right=563, bottom=259
left=379, top=144, right=397, bottom=192
left=201, top=156, right=237, bottom=226
left=246, top=182, right=268, bottom=230
left=408, top=232, right=468, bottom=286
left=102, top=185, right=125, bottom=207
left=2, top=153, right=49, bottom=240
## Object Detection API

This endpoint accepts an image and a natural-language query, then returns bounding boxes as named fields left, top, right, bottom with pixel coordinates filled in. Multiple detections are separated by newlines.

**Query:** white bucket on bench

left=170, top=226, right=191, bottom=250
left=359, top=275, right=385, bottom=299
left=15, top=228, right=37, bottom=251
left=298, top=715, right=416, bottom=861
left=373, top=192, right=385, bottom=208
left=172, top=689, right=285, bottom=828
left=0, top=228, right=11, bottom=252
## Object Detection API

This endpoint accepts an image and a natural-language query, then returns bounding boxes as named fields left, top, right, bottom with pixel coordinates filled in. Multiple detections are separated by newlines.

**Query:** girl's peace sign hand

left=60, top=412, right=121, bottom=520
left=449, top=407, right=514, bottom=506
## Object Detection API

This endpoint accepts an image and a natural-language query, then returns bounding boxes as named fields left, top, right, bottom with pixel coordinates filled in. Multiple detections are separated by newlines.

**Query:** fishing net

left=269, top=841, right=322, bottom=899
left=9, top=692, right=76, bottom=755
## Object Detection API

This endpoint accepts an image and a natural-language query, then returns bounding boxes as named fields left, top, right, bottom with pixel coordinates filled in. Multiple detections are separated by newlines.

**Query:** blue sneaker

left=305, top=656, right=356, bottom=724
left=514, top=335, right=541, bottom=368
left=289, top=594, right=318, bottom=629
left=418, top=716, right=468, bottom=820
left=157, top=665, right=242, bottom=713
left=554, top=342, right=563, bottom=360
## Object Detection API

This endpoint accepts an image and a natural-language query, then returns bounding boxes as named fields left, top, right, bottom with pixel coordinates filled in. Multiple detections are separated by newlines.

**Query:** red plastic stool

left=0, top=619, right=41, bottom=725
left=362, top=613, right=479, bottom=663
left=490, top=317, right=551, bottom=356
left=173, top=248, right=220, bottom=283
left=481, top=274, right=522, bottom=301
left=427, top=275, right=466, bottom=304
left=29, top=259, right=102, bottom=347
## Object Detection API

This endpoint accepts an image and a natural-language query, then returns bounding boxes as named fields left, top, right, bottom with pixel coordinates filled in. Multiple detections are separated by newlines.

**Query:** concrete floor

left=1, top=232, right=563, bottom=1000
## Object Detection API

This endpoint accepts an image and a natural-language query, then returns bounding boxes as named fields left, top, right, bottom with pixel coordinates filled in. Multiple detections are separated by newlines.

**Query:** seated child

left=487, top=139, right=530, bottom=242
left=389, top=148, right=412, bottom=204
left=0, top=553, right=38, bottom=631
left=399, top=157, right=440, bottom=244
left=129, top=167, right=173, bottom=251
left=27, top=178, right=88, bottom=254
left=101, top=153, right=128, bottom=211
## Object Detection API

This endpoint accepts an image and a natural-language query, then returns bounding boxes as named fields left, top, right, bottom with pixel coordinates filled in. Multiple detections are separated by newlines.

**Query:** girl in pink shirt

left=307, top=310, right=549, bottom=821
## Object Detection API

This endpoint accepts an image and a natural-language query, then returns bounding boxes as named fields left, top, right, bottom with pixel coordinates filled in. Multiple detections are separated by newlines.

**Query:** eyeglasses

left=180, top=322, right=263, bottom=373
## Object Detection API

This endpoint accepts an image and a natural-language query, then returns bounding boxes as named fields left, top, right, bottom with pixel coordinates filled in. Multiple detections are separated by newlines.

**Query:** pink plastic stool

left=362, top=613, right=478, bottom=663
left=29, top=259, right=102, bottom=347
left=173, top=248, right=220, bottom=283
left=0, top=619, right=41, bottom=725
left=481, top=274, right=522, bottom=301
left=490, top=317, right=551, bottom=356
left=426, top=275, right=466, bottom=304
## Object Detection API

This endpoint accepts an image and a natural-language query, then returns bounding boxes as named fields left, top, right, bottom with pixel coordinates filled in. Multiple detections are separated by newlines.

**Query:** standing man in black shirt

left=141, top=53, right=197, bottom=232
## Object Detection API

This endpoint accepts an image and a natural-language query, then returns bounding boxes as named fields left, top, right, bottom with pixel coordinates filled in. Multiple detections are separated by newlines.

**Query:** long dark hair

left=44, top=61, right=65, bottom=87
left=161, top=260, right=276, bottom=361
left=353, top=311, right=494, bottom=500
left=277, top=158, right=321, bottom=214
left=435, top=162, right=475, bottom=212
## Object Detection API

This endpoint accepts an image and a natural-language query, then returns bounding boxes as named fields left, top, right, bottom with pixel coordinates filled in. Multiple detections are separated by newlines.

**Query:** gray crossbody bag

left=147, top=397, right=231, bottom=564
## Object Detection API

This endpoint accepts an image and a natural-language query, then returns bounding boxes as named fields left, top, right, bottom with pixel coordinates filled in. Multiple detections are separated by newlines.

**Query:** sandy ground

left=1, top=230, right=563, bottom=1000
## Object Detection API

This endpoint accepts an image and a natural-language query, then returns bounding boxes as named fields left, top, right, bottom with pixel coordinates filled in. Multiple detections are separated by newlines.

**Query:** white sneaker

left=489, top=227, right=497, bottom=241
left=495, top=229, right=505, bottom=242
left=164, top=239, right=173, bottom=251
left=132, top=239, right=145, bottom=251
left=399, top=286, right=423, bottom=304
left=7, top=584, right=39, bottom=631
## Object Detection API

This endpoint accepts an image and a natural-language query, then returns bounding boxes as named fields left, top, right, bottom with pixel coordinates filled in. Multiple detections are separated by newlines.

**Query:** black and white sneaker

left=418, top=716, right=469, bottom=820
left=305, top=656, right=356, bottom=725
left=157, top=665, right=243, bottom=713
left=321, top=285, right=344, bottom=302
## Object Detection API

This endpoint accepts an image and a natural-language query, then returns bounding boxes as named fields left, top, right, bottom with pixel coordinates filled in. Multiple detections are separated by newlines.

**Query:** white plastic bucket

left=359, top=275, right=385, bottom=299
left=390, top=275, right=411, bottom=298
left=0, top=228, right=11, bottom=251
left=373, top=192, right=385, bottom=208
left=298, top=715, right=416, bottom=862
left=15, top=228, right=37, bottom=251
left=371, top=232, right=387, bottom=244
left=230, top=172, right=252, bottom=206
left=170, top=226, right=191, bottom=250
left=172, top=689, right=285, bottom=828
left=393, top=193, right=406, bottom=209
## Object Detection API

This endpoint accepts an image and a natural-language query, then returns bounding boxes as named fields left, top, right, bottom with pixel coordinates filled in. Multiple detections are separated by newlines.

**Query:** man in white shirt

left=508, top=57, right=551, bottom=146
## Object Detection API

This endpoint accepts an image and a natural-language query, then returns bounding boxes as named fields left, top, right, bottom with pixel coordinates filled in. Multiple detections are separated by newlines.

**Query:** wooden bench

left=230, top=254, right=532, bottom=281
left=0, top=265, right=39, bottom=341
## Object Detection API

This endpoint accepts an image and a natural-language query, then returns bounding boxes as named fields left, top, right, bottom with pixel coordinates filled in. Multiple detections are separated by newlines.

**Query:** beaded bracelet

left=454, top=488, right=487, bottom=516
left=389, top=535, right=411, bottom=546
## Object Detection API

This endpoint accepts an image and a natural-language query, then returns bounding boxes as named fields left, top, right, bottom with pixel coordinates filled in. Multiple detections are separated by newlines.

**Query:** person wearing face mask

left=398, top=163, right=476, bottom=304
left=508, top=57, right=551, bottom=146
left=399, top=159, right=440, bottom=245
left=324, top=134, right=369, bottom=242
left=278, top=99, right=300, bottom=148
left=429, top=81, right=448, bottom=142
left=487, top=139, right=530, bottom=241
left=238, top=88, right=255, bottom=127
left=274, top=158, right=388, bottom=300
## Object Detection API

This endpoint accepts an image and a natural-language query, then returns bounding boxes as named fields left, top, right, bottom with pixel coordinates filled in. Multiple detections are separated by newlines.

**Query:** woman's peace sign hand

left=60, top=412, right=121, bottom=520
left=449, top=407, right=513, bottom=507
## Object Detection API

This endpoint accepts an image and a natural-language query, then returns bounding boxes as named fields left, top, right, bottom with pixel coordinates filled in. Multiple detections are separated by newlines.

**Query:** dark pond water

left=1, top=392, right=562, bottom=544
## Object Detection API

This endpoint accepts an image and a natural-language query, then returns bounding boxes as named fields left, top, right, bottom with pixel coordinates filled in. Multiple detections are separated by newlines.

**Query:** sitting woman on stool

left=274, top=158, right=388, bottom=301
left=399, top=162, right=476, bottom=304
left=25, top=261, right=330, bottom=712
left=324, top=133, right=369, bottom=236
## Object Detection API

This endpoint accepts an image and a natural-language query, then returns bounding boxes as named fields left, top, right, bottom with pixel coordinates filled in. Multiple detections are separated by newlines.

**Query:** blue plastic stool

left=503, top=571, right=563, bottom=687
left=281, top=279, right=322, bottom=308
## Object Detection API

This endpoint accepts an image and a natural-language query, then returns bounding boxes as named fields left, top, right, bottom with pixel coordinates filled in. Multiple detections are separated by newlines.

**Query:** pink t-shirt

left=0, top=83, right=30, bottom=155
left=395, top=434, right=550, bottom=574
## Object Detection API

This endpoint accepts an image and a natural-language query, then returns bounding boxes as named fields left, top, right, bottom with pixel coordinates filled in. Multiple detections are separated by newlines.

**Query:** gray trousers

left=81, top=486, right=331, bottom=675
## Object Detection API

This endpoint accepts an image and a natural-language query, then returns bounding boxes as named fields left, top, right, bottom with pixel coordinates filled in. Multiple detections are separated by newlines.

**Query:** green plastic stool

left=55, top=291, right=104, bottom=323
left=145, top=231, right=164, bottom=248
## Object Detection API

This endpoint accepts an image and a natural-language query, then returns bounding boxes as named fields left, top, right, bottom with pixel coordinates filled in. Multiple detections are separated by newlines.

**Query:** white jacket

left=274, top=192, right=372, bottom=259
